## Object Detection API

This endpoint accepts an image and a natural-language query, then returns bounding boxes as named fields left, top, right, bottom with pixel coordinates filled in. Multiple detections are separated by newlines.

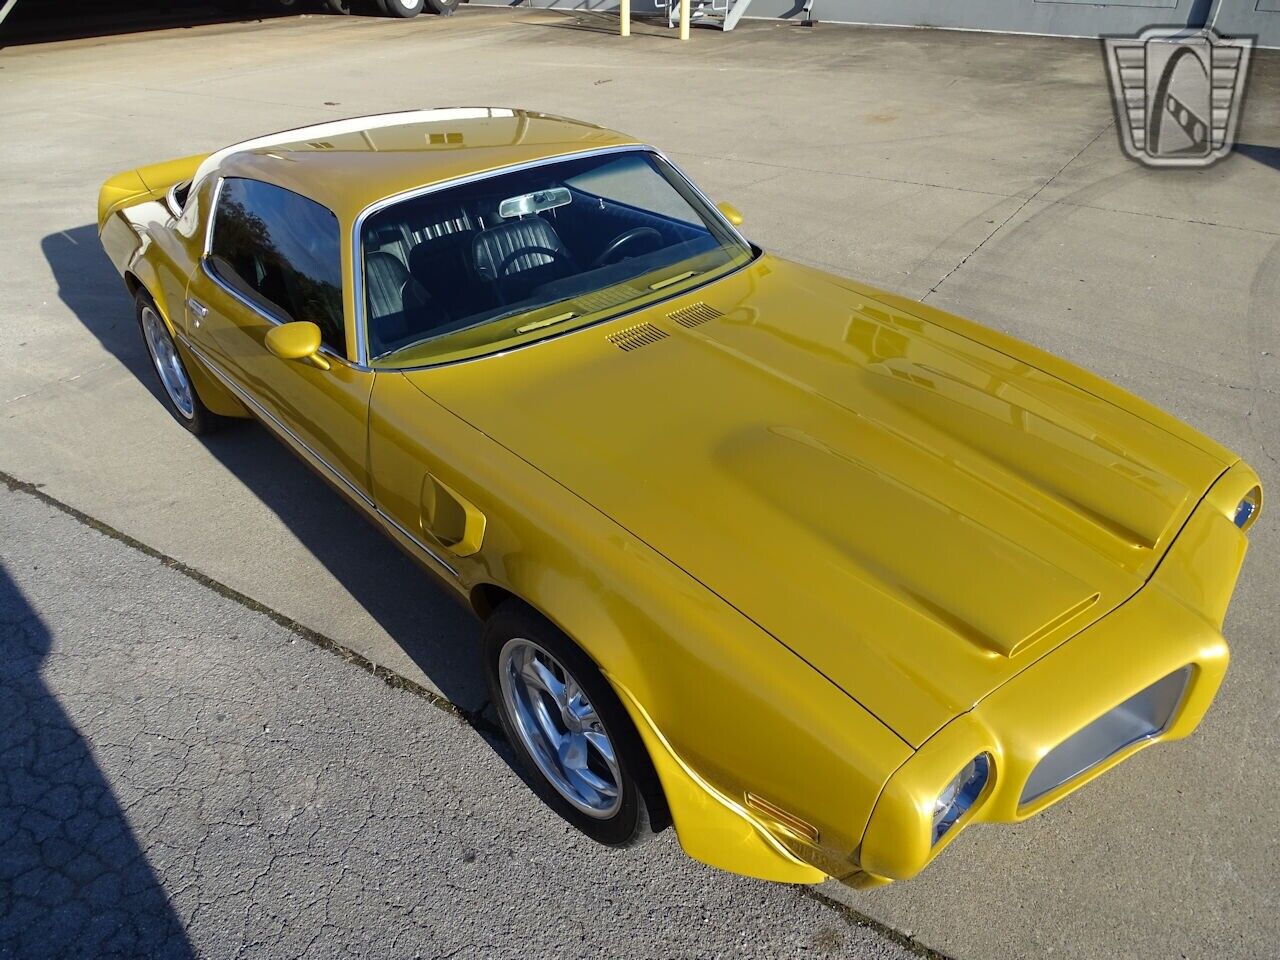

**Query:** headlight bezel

left=1233, top=486, right=1261, bottom=531
left=931, top=753, right=992, bottom=844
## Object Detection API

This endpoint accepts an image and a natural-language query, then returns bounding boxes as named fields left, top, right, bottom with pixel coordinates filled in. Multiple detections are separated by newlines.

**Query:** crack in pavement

left=0, top=466, right=950, bottom=959
left=922, top=118, right=1118, bottom=302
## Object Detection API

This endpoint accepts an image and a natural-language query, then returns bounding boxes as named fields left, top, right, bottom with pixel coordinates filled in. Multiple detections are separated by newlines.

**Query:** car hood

left=407, top=257, right=1230, bottom=746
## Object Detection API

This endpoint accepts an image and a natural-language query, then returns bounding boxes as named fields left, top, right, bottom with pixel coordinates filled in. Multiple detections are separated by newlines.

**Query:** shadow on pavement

left=1235, top=143, right=1280, bottom=172
left=0, top=566, right=194, bottom=959
left=41, top=225, right=492, bottom=721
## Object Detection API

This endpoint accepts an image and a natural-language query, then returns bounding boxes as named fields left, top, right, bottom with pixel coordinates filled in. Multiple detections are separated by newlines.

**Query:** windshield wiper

left=648, top=270, right=699, bottom=291
left=516, top=310, right=578, bottom=334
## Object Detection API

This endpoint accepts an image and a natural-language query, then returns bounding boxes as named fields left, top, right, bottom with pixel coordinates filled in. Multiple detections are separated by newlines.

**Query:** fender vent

left=608, top=323, right=668, bottom=352
left=668, top=302, right=723, bottom=328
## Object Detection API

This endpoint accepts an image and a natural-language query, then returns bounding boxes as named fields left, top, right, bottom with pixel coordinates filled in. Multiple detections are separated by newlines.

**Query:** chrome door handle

left=186, top=298, right=208, bottom=325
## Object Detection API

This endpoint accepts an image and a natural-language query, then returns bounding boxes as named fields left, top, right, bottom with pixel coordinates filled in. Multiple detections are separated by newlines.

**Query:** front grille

left=1020, top=666, right=1191, bottom=806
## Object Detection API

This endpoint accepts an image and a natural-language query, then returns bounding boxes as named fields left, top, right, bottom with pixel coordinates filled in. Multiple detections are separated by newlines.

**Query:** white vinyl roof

left=190, top=107, right=516, bottom=186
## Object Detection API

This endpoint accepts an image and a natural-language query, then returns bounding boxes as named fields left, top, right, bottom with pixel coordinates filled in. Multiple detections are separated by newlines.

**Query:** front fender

left=368, top=372, right=913, bottom=882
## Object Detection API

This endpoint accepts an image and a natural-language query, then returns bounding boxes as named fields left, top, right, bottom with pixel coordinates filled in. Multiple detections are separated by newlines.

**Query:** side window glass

left=208, top=178, right=345, bottom=352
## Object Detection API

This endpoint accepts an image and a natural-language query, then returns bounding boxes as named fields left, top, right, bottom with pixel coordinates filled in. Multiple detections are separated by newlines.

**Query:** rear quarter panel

left=97, top=158, right=246, bottom=418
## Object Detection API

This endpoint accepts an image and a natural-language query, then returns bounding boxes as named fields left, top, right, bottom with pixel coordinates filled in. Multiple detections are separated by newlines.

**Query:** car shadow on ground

left=1236, top=143, right=1280, bottom=173
left=0, top=565, right=194, bottom=959
left=42, top=223, right=507, bottom=742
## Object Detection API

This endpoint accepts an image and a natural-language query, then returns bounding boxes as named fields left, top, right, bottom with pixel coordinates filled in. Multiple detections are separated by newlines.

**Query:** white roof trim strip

left=191, top=107, right=517, bottom=187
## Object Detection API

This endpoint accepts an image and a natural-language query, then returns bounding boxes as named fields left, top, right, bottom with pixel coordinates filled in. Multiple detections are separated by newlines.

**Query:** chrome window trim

left=165, top=180, right=190, bottom=218
left=350, top=143, right=754, bottom=369
left=179, top=334, right=458, bottom=578
left=202, top=175, right=361, bottom=368
left=203, top=175, right=224, bottom=257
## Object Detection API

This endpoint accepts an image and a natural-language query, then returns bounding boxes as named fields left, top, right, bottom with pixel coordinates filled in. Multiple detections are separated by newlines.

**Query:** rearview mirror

left=265, top=321, right=330, bottom=370
left=716, top=201, right=744, bottom=227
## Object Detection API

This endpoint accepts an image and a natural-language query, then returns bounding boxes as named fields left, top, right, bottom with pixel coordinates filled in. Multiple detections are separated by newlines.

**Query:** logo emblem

left=1103, top=26, right=1253, bottom=168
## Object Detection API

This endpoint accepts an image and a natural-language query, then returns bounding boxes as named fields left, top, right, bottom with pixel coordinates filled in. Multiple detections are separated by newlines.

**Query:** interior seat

left=471, top=217, right=574, bottom=302
left=408, top=232, right=478, bottom=319
left=364, top=251, right=449, bottom=355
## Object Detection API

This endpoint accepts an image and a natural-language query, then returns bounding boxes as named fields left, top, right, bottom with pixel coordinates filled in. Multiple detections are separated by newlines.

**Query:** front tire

left=483, top=602, right=663, bottom=846
left=135, top=291, right=226, bottom=436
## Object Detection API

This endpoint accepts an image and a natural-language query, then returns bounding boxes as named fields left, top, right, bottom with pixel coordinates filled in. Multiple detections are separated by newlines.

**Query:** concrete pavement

left=0, top=481, right=919, bottom=959
left=0, top=9, right=1276, bottom=958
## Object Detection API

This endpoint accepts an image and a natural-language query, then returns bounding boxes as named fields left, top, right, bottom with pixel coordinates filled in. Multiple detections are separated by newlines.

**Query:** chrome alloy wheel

left=140, top=304, right=194, bottom=420
left=498, top=638, right=623, bottom=818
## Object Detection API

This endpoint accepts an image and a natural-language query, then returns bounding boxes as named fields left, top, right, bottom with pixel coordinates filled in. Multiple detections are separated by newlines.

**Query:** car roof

left=202, top=108, right=643, bottom=223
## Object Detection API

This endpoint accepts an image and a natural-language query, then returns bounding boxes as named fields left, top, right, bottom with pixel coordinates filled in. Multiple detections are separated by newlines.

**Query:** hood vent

left=668, top=302, right=723, bottom=328
left=608, top=323, right=668, bottom=352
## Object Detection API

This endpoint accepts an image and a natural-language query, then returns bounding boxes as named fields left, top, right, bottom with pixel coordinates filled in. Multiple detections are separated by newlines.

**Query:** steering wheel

left=592, top=227, right=663, bottom=268
left=494, top=246, right=574, bottom=302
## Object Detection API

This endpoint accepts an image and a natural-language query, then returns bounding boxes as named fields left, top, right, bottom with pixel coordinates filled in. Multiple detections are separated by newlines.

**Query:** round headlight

left=1234, top=486, right=1261, bottom=531
left=932, top=753, right=991, bottom=844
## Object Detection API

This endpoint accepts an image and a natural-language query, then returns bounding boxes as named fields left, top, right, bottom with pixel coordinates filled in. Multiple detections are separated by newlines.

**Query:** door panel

left=186, top=174, right=374, bottom=498
left=187, top=262, right=375, bottom=498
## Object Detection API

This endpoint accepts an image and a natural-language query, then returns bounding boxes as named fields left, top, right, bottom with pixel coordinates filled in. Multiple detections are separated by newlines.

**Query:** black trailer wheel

left=380, top=0, right=425, bottom=16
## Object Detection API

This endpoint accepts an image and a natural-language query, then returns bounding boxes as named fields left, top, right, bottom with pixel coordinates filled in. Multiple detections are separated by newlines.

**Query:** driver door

left=185, top=176, right=374, bottom=499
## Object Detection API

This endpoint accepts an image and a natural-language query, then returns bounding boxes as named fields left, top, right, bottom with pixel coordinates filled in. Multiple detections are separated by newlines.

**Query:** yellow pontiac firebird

left=98, top=108, right=1261, bottom=886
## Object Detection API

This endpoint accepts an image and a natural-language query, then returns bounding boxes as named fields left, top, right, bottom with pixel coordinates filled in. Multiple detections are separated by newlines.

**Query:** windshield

left=359, top=150, right=753, bottom=366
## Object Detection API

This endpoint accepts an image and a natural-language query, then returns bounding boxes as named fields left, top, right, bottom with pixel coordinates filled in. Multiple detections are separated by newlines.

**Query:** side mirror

left=265, top=321, right=330, bottom=370
left=716, top=201, right=744, bottom=227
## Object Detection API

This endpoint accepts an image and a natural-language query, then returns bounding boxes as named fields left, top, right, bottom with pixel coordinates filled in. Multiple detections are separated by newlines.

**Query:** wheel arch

left=469, top=582, right=515, bottom=621
left=463, top=574, right=827, bottom=883
left=128, top=273, right=249, bottom=420
left=472, top=583, right=673, bottom=833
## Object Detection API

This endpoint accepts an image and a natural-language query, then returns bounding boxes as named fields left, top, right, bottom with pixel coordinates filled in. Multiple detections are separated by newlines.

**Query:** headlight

left=932, top=753, right=991, bottom=844
left=1234, top=486, right=1261, bottom=531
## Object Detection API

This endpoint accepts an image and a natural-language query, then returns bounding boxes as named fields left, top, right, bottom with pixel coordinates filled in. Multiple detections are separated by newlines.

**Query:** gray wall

left=478, top=0, right=1280, bottom=48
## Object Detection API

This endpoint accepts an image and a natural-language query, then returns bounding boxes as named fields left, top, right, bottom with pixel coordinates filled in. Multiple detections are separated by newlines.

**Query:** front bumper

left=857, top=461, right=1257, bottom=883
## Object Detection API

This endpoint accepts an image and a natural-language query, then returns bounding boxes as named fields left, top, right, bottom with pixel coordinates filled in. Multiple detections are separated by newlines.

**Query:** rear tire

left=483, top=601, right=665, bottom=846
left=135, top=290, right=228, bottom=437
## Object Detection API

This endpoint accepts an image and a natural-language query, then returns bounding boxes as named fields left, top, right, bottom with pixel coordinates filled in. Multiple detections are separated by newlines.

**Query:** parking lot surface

left=1, top=9, right=1277, bottom=959
left=1, top=481, right=922, bottom=959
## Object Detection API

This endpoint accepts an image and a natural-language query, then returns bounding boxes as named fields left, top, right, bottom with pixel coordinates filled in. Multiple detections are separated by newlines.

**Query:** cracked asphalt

left=0, top=481, right=920, bottom=960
